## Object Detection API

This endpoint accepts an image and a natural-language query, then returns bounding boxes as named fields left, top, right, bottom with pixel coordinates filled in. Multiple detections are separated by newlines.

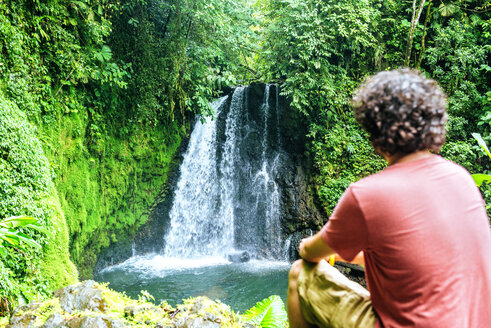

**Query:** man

left=287, top=69, right=491, bottom=328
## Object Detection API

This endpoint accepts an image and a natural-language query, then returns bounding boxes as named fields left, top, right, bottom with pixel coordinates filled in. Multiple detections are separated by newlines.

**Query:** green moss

left=0, top=92, right=78, bottom=312
left=38, top=189, right=78, bottom=291
left=31, top=298, right=63, bottom=327
left=38, top=110, right=183, bottom=278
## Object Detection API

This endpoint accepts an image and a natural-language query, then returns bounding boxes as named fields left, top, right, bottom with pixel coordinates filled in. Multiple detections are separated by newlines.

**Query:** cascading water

left=163, top=85, right=286, bottom=260
left=163, top=96, right=231, bottom=257
left=96, top=85, right=294, bottom=310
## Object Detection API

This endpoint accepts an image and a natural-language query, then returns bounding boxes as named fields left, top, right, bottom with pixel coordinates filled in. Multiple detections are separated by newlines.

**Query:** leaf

left=100, top=46, right=112, bottom=62
left=25, top=223, right=51, bottom=235
left=472, top=174, right=491, bottom=187
left=0, top=231, right=20, bottom=246
left=0, top=216, right=38, bottom=229
left=242, top=295, right=288, bottom=328
left=471, top=133, right=491, bottom=158
left=14, top=232, right=42, bottom=249
left=71, top=0, right=88, bottom=11
left=438, top=3, right=459, bottom=17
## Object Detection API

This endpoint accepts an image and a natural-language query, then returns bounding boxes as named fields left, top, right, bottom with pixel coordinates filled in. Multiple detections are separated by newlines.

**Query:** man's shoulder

left=351, top=155, right=473, bottom=196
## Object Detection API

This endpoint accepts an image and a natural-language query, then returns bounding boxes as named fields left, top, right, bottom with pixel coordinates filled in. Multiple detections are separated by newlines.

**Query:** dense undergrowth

left=0, top=0, right=489, bottom=317
left=0, top=0, right=254, bottom=314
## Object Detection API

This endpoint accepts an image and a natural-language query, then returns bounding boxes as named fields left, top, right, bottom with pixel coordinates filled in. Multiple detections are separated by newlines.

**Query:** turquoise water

left=95, top=255, right=290, bottom=312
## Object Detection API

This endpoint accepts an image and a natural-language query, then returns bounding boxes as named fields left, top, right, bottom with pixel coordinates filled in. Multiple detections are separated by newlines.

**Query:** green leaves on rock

left=242, top=295, right=288, bottom=328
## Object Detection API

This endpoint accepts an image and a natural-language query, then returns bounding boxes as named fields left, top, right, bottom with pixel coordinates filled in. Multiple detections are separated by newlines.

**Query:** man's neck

left=384, top=150, right=433, bottom=166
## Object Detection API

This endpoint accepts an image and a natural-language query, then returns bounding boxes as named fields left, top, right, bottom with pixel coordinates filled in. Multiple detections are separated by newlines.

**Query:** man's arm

left=298, top=231, right=334, bottom=263
left=299, top=231, right=365, bottom=265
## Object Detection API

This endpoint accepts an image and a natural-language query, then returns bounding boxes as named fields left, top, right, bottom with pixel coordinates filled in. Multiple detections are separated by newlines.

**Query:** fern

left=242, top=295, right=288, bottom=328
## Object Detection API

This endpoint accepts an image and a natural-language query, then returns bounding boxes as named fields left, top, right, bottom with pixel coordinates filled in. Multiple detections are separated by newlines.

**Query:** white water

left=102, top=254, right=288, bottom=276
left=161, top=85, right=286, bottom=261
left=163, top=96, right=231, bottom=257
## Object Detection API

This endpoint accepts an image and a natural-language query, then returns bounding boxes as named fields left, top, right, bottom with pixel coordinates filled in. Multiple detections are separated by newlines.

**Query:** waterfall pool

left=94, top=255, right=290, bottom=312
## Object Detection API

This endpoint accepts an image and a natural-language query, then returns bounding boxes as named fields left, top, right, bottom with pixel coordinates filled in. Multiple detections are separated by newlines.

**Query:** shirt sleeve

left=321, top=185, right=368, bottom=261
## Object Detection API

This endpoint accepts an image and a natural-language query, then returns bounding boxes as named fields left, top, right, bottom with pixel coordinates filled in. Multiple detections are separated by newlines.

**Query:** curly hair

left=352, top=69, right=447, bottom=155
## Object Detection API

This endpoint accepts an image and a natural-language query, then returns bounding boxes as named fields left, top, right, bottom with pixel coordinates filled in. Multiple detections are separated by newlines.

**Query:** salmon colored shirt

left=322, top=155, right=491, bottom=328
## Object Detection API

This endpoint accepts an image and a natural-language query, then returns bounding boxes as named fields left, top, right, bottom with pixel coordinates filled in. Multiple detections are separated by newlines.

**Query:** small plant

left=242, top=295, right=288, bottom=328
left=0, top=216, right=49, bottom=316
left=471, top=133, right=491, bottom=187
left=0, top=216, right=49, bottom=256
left=139, top=290, right=155, bottom=303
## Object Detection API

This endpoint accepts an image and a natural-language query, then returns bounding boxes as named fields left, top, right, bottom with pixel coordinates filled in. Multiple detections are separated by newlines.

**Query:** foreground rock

left=4, top=281, right=255, bottom=328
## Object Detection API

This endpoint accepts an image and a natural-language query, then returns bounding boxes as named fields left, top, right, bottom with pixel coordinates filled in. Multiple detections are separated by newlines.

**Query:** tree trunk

left=416, top=0, right=432, bottom=68
left=405, top=0, right=426, bottom=67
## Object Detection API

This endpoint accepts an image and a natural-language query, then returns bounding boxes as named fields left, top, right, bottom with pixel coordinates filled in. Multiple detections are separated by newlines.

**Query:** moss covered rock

left=2, top=281, right=254, bottom=328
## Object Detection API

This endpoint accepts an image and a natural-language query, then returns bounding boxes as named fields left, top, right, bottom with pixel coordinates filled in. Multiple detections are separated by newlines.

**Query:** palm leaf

left=14, top=232, right=42, bottom=249
left=471, top=133, right=491, bottom=158
left=0, top=230, right=21, bottom=246
left=242, top=295, right=288, bottom=328
left=0, top=216, right=38, bottom=228
left=0, top=216, right=46, bottom=251
left=472, top=174, right=491, bottom=187
left=439, top=3, right=459, bottom=17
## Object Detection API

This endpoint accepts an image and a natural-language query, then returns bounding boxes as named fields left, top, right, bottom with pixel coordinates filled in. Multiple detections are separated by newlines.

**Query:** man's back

left=343, top=155, right=491, bottom=327
left=288, top=70, right=491, bottom=328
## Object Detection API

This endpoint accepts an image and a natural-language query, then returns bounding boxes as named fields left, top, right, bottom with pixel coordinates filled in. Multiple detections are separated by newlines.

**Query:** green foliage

left=0, top=94, right=77, bottom=316
left=108, top=0, right=257, bottom=126
left=472, top=133, right=491, bottom=158
left=470, top=133, right=491, bottom=217
left=254, top=0, right=387, bottom=209
left=473, top=174, right=491, bottom=187
left=242, top=295, right=288, bottom=328
left=0, top=216, right=48, bottom=253
left=256, top=0, right=380, bottom=116
left=0, top=0, right=258, bottom=285
left=255, top=0, right=490, bottom=212
left=311, top=119, right=386, bottom=213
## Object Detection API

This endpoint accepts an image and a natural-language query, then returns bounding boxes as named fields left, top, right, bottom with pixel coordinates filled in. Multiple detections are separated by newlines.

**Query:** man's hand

left=298, top=231, right=335, bottom=263
left=298, top=231, right=365, bottom=265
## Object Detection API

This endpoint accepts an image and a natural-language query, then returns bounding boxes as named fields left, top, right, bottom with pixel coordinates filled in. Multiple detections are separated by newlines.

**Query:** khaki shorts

left=297, top=260, right=377, bottom=328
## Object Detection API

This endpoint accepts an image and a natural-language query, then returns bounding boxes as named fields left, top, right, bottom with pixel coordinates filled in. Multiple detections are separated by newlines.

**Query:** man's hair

left=352, top=69, right=447, bottom=155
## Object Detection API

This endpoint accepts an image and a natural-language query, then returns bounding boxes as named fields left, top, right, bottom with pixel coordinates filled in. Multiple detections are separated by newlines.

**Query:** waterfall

left=163, top=96, right=229, bottom=257
left=163, top=85, right=286, bottom=260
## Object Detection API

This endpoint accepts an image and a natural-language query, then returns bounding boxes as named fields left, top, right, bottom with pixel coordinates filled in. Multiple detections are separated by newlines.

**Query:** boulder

left=7, top=303, right=41, bottom=328
left=64, top=315, right=127, bottom=328
left=227, top=251, right=250, bottom=263
left=42, top=314, right=65, bottom=328
left=53, top=280, right=107, bottom=314
left=174, top=317, right=221, bottom=328
left=7, top=283, right=249, bottom=328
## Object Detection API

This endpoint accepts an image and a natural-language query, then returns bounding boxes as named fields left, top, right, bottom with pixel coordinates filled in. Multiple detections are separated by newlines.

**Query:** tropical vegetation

left=0, top=0, right=489, bottom=319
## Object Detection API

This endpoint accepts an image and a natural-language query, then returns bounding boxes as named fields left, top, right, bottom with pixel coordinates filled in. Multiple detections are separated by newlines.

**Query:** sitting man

left=287, top=69, right=491, bottom=328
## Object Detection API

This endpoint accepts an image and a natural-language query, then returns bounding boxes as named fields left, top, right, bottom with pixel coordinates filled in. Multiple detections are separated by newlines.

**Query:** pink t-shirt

left=322, top=155, right=491, bottom=328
